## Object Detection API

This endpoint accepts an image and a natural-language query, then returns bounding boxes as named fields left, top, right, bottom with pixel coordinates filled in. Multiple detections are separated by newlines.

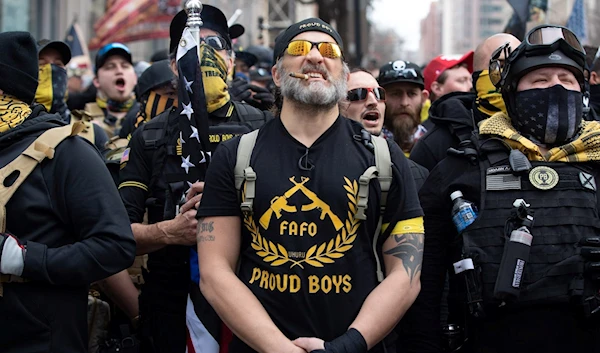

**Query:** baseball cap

left=377, top=60, right=424, bottom=89
left=37, top=39, right=72, bottom=65
left=235, top=50, right=258, bottom=68
left=423, top=51, right=474, bottom=92
left=95, top=42, right=132, bottom=73
left=169, top=5, right=245, bottom=54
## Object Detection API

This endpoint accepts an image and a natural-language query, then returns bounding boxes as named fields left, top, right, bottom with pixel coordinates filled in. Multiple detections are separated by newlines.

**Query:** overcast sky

left=369, top=0, right=435, bottom=51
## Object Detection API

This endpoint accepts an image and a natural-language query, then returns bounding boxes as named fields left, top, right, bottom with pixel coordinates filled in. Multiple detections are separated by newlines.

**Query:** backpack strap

left=0, top=122, right=84, bottom=233
left=71, top=119, right=95, bottom=144
left=355, top=135, right=392, bottom=282
left=235, top=130, right=259, bottom=215
left=231, top=101, right=272, bottom=130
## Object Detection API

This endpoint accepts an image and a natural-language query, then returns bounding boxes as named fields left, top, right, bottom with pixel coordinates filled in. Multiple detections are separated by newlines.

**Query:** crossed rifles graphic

left=259, top=176, right=344, bottom=231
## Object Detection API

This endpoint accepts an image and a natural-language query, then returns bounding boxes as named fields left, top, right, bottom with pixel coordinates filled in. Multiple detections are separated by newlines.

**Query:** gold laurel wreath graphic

left=245, top=177, right=360, bottom=269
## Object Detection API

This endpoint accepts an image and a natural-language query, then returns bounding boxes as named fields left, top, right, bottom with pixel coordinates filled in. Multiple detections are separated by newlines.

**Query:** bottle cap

left=510, top=229, right=533, bottom=246
left=450, top=190, right=464, bottom=201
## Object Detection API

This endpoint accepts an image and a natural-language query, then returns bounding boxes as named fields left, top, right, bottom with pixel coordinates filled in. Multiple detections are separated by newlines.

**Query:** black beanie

left=273, top=18, right=343, bottom=64
left=0, top=32, right=39, bottom=104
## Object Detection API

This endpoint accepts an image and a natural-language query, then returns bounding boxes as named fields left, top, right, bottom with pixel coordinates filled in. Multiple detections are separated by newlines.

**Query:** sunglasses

left=347, top=87, right=386, bottom=102
left=381, top=68, right=420, bottom=80
left=200, top=35, right=229, bottom=51
left=286, top=40, right=342, bottom=59
left=489, top=41, right=512, bottom=87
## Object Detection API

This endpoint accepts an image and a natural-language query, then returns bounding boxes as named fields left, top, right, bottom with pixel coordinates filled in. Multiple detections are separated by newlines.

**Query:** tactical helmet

left=488, top=25, right=586, bottom=120
left=490, top=25, right=586, bottom=93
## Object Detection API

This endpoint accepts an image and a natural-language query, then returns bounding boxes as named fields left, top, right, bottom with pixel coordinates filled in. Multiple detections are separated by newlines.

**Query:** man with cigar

left=196, top=18, right=423, bottom=353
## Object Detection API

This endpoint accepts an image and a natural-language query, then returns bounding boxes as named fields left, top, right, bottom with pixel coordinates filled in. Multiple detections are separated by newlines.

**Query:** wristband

left=312, top=328, right=368, bottom=353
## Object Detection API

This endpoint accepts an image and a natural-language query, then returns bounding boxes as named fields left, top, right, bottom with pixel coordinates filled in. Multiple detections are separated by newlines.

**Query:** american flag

left=176, top=27, right=211, bottom=186
left=566, top=0, right=586, bottom=42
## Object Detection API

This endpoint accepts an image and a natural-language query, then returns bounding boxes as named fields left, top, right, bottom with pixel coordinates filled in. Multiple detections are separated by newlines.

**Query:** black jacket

left=410, top=92, right=476, bottom=171
left=407, top=159, right=428, bottom=190
left=589, top=84, right=600, bottom=119
left=0, top=106, right=136, bottom=353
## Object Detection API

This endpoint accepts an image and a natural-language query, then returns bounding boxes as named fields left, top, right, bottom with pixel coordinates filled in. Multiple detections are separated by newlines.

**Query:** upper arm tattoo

left=197, top=220, right=216, bottom=243
left=383, top=233, right=424, bottom=283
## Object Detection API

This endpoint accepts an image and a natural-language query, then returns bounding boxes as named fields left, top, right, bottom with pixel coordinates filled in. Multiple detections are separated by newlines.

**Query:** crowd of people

left=1, top=3, right=600, bottom=353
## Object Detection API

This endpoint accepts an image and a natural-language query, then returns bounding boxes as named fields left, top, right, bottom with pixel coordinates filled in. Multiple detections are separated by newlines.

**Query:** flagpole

left=185, top=0, right=203, bottom=60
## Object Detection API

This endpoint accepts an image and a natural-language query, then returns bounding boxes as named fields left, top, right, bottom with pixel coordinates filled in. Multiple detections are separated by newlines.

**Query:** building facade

left=0, top=0, right=314, bottom=63
left=439, top=0, right=512, bottom=56
left=419, top=1, right=442, bottom=65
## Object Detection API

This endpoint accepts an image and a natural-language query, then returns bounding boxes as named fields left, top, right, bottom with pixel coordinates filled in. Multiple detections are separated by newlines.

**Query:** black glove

left=229, top=77, right=252, bottom=102
left=310, top=328, right=368, bottom=353
left=244, top=84, right=275, bottom=110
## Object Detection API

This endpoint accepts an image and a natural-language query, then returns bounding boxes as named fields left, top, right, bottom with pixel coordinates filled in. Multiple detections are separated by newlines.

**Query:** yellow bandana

left=479, top=112, right=600, bottom=163
left=35, top=64, right=53, bottom=111
left=0, top=95, right=31, bottom=133
left=199, top=44, right=230, bottom=113
left=474, top=70, right=506, bottom=118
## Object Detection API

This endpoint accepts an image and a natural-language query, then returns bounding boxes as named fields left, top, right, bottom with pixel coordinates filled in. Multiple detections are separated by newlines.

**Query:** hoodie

left=409, top=92, right=476, bottom=171
left=0, top=105, right=135, bottom=353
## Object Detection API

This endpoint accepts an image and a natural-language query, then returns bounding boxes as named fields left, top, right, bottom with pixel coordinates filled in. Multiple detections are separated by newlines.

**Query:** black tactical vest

left=452, top=144, right=600, bottom=315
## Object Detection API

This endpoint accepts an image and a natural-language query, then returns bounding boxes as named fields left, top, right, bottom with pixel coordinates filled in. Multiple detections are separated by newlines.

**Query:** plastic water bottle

left=450, top=191, right=478, bottom=233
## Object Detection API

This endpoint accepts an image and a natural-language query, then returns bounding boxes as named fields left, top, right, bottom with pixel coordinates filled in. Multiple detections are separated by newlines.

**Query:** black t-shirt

left=197, top=116, right=423, bottom=351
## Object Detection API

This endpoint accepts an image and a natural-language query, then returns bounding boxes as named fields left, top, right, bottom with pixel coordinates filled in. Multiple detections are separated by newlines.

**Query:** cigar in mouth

left=289, top=72, right=309, bottom=80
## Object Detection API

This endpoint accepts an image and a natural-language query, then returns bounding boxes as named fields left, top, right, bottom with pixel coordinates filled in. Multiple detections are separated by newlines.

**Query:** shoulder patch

left=120, top=148, right=130, bottom=164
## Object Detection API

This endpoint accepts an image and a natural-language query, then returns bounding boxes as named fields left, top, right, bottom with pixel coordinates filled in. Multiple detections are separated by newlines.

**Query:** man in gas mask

left=410, top=33, right=521, bottom=171
left=35, top=39, right=110, bottom=153
left=118, top=6, right=272, bottom=353
left=404, top=25, right=600, bottom=353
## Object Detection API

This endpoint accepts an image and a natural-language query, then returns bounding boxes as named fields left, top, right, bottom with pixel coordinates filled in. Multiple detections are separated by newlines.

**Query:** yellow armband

left=382, top=216, right=424, bottom=235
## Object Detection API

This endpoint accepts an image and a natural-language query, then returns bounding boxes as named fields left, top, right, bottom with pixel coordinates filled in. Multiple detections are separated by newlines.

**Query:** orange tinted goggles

left=286, top=40, right=342, bottom=59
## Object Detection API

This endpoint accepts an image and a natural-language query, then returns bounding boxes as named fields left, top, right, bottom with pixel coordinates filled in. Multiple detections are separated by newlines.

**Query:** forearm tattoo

left=383, top=233, right=424, bottom=283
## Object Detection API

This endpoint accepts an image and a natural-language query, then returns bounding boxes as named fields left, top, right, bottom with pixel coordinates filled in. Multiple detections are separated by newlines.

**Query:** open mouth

left=362, top=111, right=380, bottom=121
left=115, top=78, right=126, bottom=90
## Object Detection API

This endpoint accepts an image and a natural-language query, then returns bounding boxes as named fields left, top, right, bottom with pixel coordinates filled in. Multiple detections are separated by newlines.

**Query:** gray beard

left=279, top=67, right=347, bottom=110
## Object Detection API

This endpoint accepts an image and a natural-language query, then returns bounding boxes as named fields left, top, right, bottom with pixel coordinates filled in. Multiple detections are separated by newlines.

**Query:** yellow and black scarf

left=199, top=44, right=230, bottom=113
left=96, top=95, right=136, bottom=113
left=473, top=70, right=506, bottom=118
left=134, top=91, right=178, bottom=129
left=479, top=112, right=600, bottom=163
left=0, top=95, right=31, bottom=133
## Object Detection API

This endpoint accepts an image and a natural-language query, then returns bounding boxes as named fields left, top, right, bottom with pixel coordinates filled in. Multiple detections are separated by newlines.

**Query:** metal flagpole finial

left=185, top=0, right=203, bottom=28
